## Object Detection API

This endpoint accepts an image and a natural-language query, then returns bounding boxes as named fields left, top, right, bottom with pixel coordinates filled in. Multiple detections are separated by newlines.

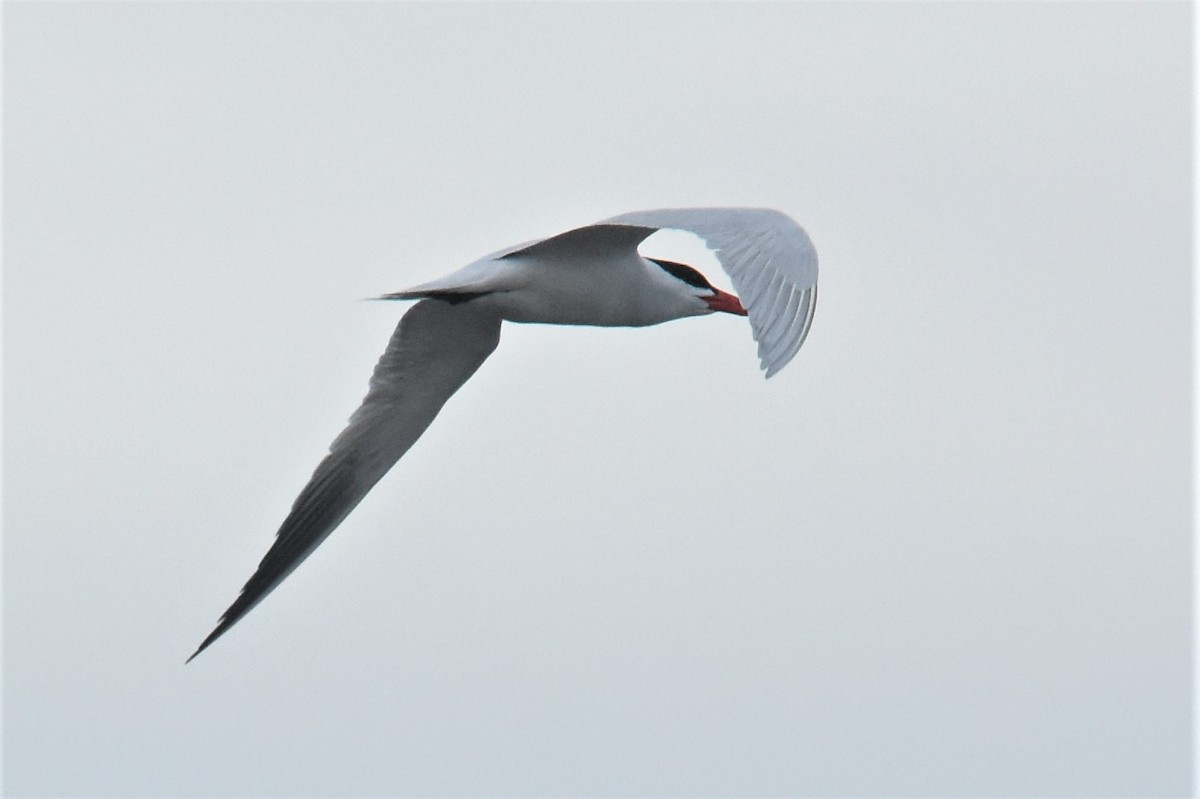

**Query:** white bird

left=188, top=207, right=818, bottom=661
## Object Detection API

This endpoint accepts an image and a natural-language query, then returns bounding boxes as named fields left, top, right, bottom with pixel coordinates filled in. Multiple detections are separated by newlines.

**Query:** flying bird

left=188, top=207, right=818, bottom=661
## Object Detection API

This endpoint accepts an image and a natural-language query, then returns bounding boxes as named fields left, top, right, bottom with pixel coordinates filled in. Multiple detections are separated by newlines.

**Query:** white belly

left=481, top=254, right=705, bottom=328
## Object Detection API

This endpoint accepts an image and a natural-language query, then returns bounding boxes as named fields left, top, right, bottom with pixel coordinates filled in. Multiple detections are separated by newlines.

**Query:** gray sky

left=4, top=2, right=1191, bottom=796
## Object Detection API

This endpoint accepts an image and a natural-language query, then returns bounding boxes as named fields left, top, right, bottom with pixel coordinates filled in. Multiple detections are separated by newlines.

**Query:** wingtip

left=185, top=633, right=214, bottom=664
left=186, top=618, right=233, bottom=664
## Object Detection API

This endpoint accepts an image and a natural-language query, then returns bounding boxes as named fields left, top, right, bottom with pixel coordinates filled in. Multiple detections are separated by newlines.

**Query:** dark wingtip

left=185, top=622, right=228, bottom=663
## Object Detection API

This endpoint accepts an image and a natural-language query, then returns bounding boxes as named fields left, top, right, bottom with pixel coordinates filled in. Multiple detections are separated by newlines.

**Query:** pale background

left=3, top=2, right=1191, bottom=796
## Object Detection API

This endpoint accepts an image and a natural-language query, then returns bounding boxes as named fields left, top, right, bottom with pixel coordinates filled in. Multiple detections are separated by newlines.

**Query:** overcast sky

left=4, top=2, right=1192, bottom=796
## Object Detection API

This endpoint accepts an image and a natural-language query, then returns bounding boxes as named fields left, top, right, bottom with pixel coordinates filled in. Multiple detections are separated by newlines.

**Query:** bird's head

left=649, top=258, right=748, bottom=317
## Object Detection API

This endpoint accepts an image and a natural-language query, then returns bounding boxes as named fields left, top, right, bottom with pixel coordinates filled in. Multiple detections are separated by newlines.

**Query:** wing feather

left=602, top=207, right=818, bottom=376
left=500, top=223, right=659, bottom=261
left=189, top=300, right=501, bottom=661
left=759, top=282, right=798, bottom=354
left=769, top=285, right=818, bottom=377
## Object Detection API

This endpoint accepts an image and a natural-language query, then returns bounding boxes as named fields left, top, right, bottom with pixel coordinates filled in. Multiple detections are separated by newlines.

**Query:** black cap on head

left=648, top=258, right=714, bottom=291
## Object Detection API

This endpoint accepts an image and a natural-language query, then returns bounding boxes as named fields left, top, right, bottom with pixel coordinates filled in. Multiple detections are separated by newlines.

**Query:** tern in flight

left=189, top=207, right=818, bottom=661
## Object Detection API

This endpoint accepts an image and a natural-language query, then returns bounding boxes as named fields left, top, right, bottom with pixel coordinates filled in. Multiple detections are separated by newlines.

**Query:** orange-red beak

left=705, top=289, right=748, bottom=316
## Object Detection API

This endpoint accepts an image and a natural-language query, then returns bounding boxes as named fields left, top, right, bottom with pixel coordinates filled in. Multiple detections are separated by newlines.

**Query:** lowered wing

left=188, top=300, right=501, bottom=661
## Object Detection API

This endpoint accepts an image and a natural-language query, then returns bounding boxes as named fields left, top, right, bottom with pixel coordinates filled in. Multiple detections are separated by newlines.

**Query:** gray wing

left=189, top=300, right=502, bottom=661
left=498, top=223, right=660, bottom=261
left=603, top=207, right=818, bottom=377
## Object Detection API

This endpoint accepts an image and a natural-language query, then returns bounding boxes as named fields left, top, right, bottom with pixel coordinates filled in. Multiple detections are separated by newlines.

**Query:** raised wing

left=188, top=300, right=502, bottom=661
left=603, top=207, right=818, bottom=377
